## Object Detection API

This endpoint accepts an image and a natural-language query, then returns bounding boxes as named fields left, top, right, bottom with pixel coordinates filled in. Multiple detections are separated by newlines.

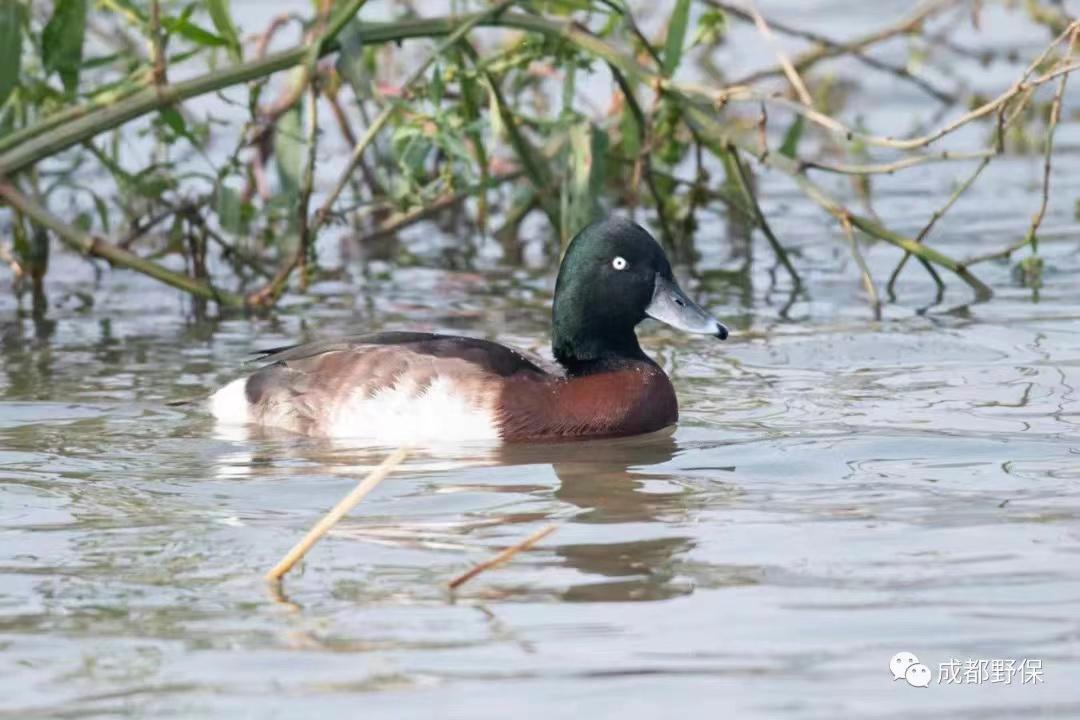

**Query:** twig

left=848, top=213, right=989, bottom=299
left=725, top=144, right=801, bottom=288
left=362, top=170, right=525, bottom=243
left=297, top=82, right=320, bottom=290
left=249, top=79, right=321, bottom=306
left=886, top=154, right=990, bottom=295
left=323, top=78, right=379, bottom=189
left=0, top=241, right=24, bottom=279
left=1022, top=28, right=1074, bottom=254
left=0, top=10, right=1060, bottom=180
left=663, top=17, right=1080, bottom=154
left=763, top=145, right=985, bottom=292
left=840, top=213, right=881, bottom=318
left=3, top=11, right=1073, bottom=180
left=744, top=1, right=813, bottom=106
left=1, top=5, right=1057, bottom=307
left=716, top=0, right=958, bottom=102
left=181, top=206, right=274, bottom=278
left=962, top=30, right=1076, bottom=268
left=265, top=449, right=408, bottom=582
left=249, top=2, right=496, bottom=306
left=0, top=0, right=368, bottom=178
left=884, top=49, right=1045, bottom=293
left=0, top=181, right=243, bottom=307
left=117, top=203, right=181, bottom=249
left=802, top=149, right=993, bottom=176
left=252, top=13, right=294, bottom=59
left=448, top=524, right=559, bottom=590
left=712, top=0, right=958, bottom=102
left=757, top=20, right=1080, bottom=151
left=599, top=0, right=662, bottom=68
left=609, top=67, right=676, bottom=250
left=681, top=99, right=988, bottom=296
left=703, top=56, right=1080, bottom=153
left=148, top=0, right=167, bottom=87
left=312, top=6, right=508, bottom=237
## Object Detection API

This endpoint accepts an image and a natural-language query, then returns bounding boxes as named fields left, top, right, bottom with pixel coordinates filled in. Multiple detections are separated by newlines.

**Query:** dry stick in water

left=0, top=182, right=243, bottom=306
left=841, top=214, right=880, bottom=318
left=710, top=0, right=957, bottom=102
left=265, top=448, right=408, bottom=582
left=745, top=1, right=814, bottom=107
left=963, top=26, right=1079, bottom=268
left=725, top=144, right=802, bottom=289
left=722, top=0, right=959, bottom=87
left=448, top=524, right=559, bottom=590
left=885, top=65, right=1045, bottom=293
left=701, top=21, right=1080, bottom=153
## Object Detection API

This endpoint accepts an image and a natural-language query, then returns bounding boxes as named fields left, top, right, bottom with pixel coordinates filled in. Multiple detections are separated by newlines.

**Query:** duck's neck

left=552, top=317, right=650, bottom=375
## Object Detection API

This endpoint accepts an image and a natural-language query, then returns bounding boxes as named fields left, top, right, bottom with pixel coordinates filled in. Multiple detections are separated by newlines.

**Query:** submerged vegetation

left=0, top=0, right=1077, bottom=314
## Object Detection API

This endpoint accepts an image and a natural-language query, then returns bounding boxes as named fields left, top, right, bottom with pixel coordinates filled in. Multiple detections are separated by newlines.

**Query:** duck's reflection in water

left=214, top=425, right=755, bottom=603
left=502, top=432, right=718, bottom=602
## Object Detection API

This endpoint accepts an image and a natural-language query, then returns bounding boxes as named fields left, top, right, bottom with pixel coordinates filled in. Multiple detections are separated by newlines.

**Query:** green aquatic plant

left=0, top=0, right=1076, bottom=312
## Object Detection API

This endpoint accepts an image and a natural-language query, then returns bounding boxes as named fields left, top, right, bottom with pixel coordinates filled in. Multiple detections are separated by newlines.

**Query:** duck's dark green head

left=552, top=218, right=728, bottom=371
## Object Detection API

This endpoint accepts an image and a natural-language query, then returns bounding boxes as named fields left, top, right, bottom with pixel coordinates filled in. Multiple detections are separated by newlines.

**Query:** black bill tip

left=715, top=323, right=729, bottom=340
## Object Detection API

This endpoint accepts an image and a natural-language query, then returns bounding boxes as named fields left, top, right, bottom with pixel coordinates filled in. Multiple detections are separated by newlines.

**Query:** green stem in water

left=0, top=181, right=243, bottom=307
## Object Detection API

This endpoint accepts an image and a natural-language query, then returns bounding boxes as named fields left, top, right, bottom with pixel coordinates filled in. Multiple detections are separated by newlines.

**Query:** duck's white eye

left=612, top=256, right=628, bottom=271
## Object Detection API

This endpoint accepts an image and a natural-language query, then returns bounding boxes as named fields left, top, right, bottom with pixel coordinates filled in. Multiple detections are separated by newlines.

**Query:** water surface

left=2, top=2, right=1080, bottom=718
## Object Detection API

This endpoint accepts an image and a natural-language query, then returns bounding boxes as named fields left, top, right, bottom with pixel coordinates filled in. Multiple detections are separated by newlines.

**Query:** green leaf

left=0, top=1, right=24, bottom=108
left=12, top=212, right=29, bottom=261
left=778, top=114, right=805, bottom=158
left=564, top=121, right=607, bottom=239
left=0, top=105, right=14, bottom=138
left=205, top=0, right=241, bottom=62
left=485, top=74, right=559, bottom=231
left=81, top=52, right=126, bottom=70
left=588, top=125, right=608, bottom=202
left=619, top=92, right=640, bottom=157
left=392, top=125, right=432, bottom=179
left=215, top=184, right=251, bottom=235
left=106, top=0, right=148, bottom=24
left=130, top=165, right=177, bottom=198
left=168, top=214, right=185, bottom=247
left=433, top=124, right=474, bottom=170
left=561, top=62, right=576, bottom=114
left=431, top=64, right=444, bottom=106
left=691, top=8, right=727, bottom=47
left=157, top=106, right=197, bottom=144
left=275, top=105, right=303, bottom=201
left=488, top=84, right=505, bottom=140
left=42, top=0, right=87, bottom=96
left=161, top=106, right=186, bottom=134
left=536, top=0, right=592, bottom=15
left=91, top=191, right=110, bottom=233
left=662, top=0, right=691, bottom=77
left=162, top=14, right=228, bottom=48
left=335, top=20, right=369, bottom=98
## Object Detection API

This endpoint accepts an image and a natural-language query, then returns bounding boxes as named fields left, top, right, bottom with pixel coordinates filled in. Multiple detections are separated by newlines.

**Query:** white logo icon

left=890, top=652, right=919, bottom=681
left=905, top=663, right=932, bottom=687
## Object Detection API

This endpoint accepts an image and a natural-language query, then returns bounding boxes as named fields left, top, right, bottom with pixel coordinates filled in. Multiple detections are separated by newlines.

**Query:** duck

left=210, top=217, right=728, bottom=443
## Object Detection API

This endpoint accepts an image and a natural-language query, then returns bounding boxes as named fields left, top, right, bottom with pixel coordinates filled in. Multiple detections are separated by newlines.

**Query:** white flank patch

left=209, top=378, right=250, bottom=425
left=327, top=375, right=499, bottom=444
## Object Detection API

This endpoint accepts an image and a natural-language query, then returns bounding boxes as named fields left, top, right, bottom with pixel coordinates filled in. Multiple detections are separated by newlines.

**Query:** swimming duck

left=211, top=218, right=728, bottom=443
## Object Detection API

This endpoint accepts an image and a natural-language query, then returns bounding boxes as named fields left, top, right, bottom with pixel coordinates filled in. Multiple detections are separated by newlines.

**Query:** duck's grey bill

left=645, top=274, right=729, bottom=340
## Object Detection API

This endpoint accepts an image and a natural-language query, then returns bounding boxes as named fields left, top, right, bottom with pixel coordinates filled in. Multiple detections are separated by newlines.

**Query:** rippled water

left=4, top=2, right=1080, bottom=718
